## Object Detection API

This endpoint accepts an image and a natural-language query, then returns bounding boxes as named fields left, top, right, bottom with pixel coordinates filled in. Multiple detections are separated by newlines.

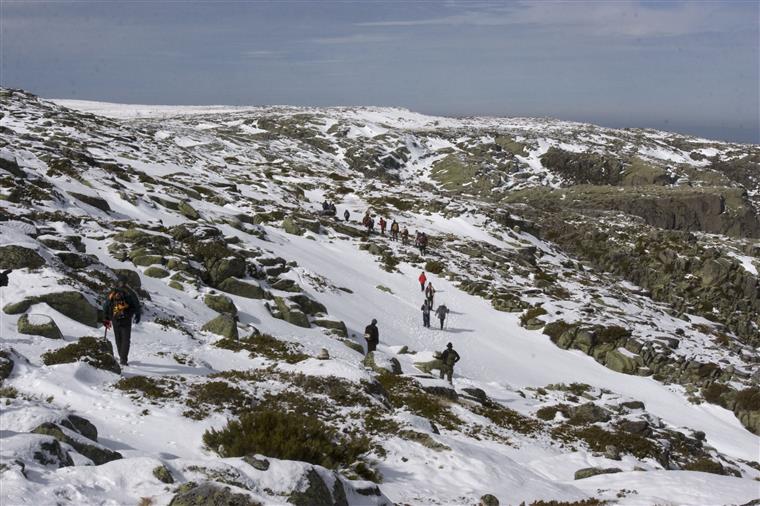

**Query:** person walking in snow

left=435, top=303, right=449, bottom=330
left=379, top=217, right=387, bottom=236
left=0, top=269, right=10, bottom=288
left=364, top=318, right=379, bottom=355
left=418, top=232, right=429, bottom=255
left=439, top=342, right=460, bottom=384
left=401, top=227, right=409, bottom=245
left=421, top=300, right=432, bottom=328
left=425, top=282, right=435, bottom=307
left=390, top=221, right=400, bottom=241
left=344, top=209, right=350, bottom=222
left=102, top=275, right=142, bottom=366
left=362, top=214, right=372, bottom=234
left=418, top=271, right=427, bottom=292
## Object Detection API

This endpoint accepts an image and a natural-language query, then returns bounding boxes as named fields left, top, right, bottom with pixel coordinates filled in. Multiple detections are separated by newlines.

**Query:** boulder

left=204, top=293, right=238, bottom=317
left=282, top=217, right=305, bottom=236
left=287, top=468, right=333, bottom=506
left=574, top=467, right=622, bottom=480
left=17, top=314, right=63, bottom=339
left=153, top=465, right=174, bottom=484
left=287, top=295, right=327, bottom=316
left=113, top=269, right=141, bottom=289
left=202, top=314, right=239, bottom=340
left=4, top=292, right=100, bottom=327
left=132, top=254, right=165, bottom=266
left=0, top=245, right=45, bottom=270
left=271, top=278, right=301, bottom=292
left=313, top=319, right=348, bottom=337
left=242, top=455, right=270, bottom=471
left=168, top=482, right=260, bottom=506
left=67, top=191, right=111, bottom=212
left=273, top=297, right=310, bottom=328
left=0, top=151, right=25, bottom=178
left=31, top=423, right=122, bottom=465
left=317, top=348, right=330, bottom=360
left=24, top=434, right=74, bottom=468
left=341, top=339, right=365, bottom=354
left=59, top=414, right=98, bottom=442
left=218, top=277, right=266, bottom=299
left=605, top=349, right=639, bottom=375
left=480, top=494, right=500, bottom=506
left=363, top=351, right=402, bottom=374
left=144, top=266, right=169, bottom=278
left=209, top=257, right=247, bottom=285
left=178, top=201, right=200, bottom=220
left=569, top=403, right=611, bottom=424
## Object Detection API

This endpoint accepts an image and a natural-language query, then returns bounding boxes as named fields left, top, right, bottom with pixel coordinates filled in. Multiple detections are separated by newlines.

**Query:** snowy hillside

left=1, top=88, right=759, bottom=505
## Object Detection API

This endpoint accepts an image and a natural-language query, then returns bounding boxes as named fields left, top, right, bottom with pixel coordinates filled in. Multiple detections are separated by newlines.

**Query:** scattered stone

left=317, top=348, right=330, bottom=360
left=59, top=414, right=98, bottom=442
left=31, top=422, right=122, bottom=465
left=313, top=319, right=347, bottom=337
left=204, top=293, right=238, bottom=317
left=218, top=277, right=266, bottom=299
left=67, top=191, right=111, bottom=212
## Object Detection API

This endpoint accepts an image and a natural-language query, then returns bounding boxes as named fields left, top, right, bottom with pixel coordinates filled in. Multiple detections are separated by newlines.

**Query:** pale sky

left=1, top=1, right=758, bottom=142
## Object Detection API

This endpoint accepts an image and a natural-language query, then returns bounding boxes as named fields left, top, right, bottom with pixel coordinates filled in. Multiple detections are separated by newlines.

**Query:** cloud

left=311, top=33, right=395, bottom=45
left=242, top=50, right=285, bottom=58
left=357, top=1, right=753, bottom=38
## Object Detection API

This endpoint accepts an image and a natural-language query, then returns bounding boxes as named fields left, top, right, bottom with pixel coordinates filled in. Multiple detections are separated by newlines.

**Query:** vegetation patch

left=203, top=409, right=371, bottom=471
left=472, top=405, right=543, bottom=435
left=184, top=381, right=250, bottom=420
left=553, top=425, right=658, bottom=460
left=215, top=333, right=308, bottom=364
left=42, top=337, right=120, bottom=374
left=115, top=375, right=177, bottom=400
left=377, top=373, right=462, bottom=430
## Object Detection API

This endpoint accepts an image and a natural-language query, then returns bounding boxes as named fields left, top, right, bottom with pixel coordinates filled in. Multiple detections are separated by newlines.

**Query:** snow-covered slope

left=1, top=89, right=759, bottom=505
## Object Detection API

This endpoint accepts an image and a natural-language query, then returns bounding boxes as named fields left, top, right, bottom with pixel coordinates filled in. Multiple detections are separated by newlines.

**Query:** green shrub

left=115, top=376, right=176, bottom=399
left=735, top=387, right=760, bottom=411
left=377, top=373, right=462, bottom=430
left=536, top=405, right=569, bottom=421
left=184, top=381, right=249, bottom=419
left=701, top=383, right=731, bottom=406
left=203, top=409, right=370, bottom=470
left=215, top=333, right=308, bottom=364
left=424, top=260, right=444, bottom=274
left=42, top=337, right=120, bottom=373
left=473, top=405, right=542, bottom=435
left=554, top=425, right=658, bottom=460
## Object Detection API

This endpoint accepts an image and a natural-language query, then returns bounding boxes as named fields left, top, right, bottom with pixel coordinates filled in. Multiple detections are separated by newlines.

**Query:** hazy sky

left=1, top=1, right=758, bottom=143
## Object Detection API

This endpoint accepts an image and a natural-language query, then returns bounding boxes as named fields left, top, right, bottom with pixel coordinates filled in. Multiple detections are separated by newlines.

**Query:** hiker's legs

left=439, top=318, right=444, bottom=329
left=113, top=323, right=132, bottom=364
left=446, top=368, right=453, bottom=383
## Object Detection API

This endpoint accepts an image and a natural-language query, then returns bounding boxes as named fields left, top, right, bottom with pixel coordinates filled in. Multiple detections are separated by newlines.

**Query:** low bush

left=735, top=387, right=760, bottom=411
left=42, top=337, right=120, bottom=374
left=115, top=376, right=176, bottom=399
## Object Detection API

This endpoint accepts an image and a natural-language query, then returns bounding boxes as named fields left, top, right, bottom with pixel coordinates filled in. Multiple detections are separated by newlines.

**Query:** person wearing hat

left=363, top=318, right=379, bottom=355
left=102, top=275, right=142, bottom=366
left=439, top=342, right=460, bottom=384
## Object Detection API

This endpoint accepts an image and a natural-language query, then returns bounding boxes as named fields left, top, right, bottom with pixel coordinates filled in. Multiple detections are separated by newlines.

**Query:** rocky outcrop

left=17, top=314, right=63, bottom=339
left=202, top=314, right=239, bottom=339
left=4, top=291, right=99, bottom=327
left=0, top=245, right=45, bottom=270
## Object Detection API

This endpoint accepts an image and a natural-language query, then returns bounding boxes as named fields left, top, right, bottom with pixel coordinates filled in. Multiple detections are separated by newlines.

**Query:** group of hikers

left=363, top=270, right=460, bottom=383
left=358, top=211, right=430, bottom=255
left=320, top=200, right=338, bottom=216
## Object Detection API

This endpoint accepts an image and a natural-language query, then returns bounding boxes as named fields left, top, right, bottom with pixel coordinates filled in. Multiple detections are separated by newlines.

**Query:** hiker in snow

left=421, top=300, right=432, bottom=328
left=401, top=227, right=409, bottom=245
left=0, top=269, right=10, bottom=288
left=102, top=275, right=142, bottom=366
left=439, top=342, right=460, bottom=384
left=425, top=282, right=435, bottom=306
left=379, top=217, right=387, bottom=236
left=344, top=209, right=350, bottom=222
left=418, top=232, right=429, bottom=255
left=364, top=318, right=379, bottom=354
left=362, top=214, right=372, bottom=234
left=435, top=303, right=449, bottom=330
left=390, top=221, right=400, bottom=241
left=418, top=271, right=427, bottom=292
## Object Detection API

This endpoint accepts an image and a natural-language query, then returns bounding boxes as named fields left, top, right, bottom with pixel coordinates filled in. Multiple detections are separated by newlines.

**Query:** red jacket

left=419, top=272, right=427, bottom=284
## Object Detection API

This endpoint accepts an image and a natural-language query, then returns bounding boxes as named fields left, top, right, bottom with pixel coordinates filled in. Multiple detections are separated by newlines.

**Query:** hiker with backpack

left=401, top=227, right=409, bottom=245
left=435, top=303, right=449, bottom=330
left=102, top=275, right=141, bottom=366
left=364, top=318, right=379, bottom=354
left=390, top=221, right=400, bottom=241
left=421, top=300, right=432, bottom=328
left=418, top=232, right=429, bottom=255
left=439, top=343, right=460, bottom=383
left=344, top=209, right=350, bottom=222
left=425, top=282, right=435, bottom=306
left=418, top=271, right=427, bottom=292
left=379, top=217, right=387, bottom=236
left=362, top=214, right=372, bottom=234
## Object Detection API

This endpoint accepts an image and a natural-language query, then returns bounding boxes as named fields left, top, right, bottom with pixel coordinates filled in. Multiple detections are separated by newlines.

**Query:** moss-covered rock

left=41, top=337, right=120, bottom=374
left=605, top=349, right=639, bottom=375
left=17, top=314, right=63, bottom=339
left=282, top=217, right=305, bottom=236
left=0, top=245, right=45, bottom=270
left=31, top=422, right=122, bottom=465
left=4, top=292, right=99, bottom=327
left=288, top=468, right=333, bottom=506
left=272, top=297, right=310, bottom=328
left=144, top=266, right=170, bottom=278
left=574, top=467, right=622, bottom=480
left=202, top=314, right=239, bottom=340
left=204, top=293, right=238, bottom=317
left=218, top=277, right=266, bottom=299
left=132, top=254, right=165, bottom=266
left=271, top=278, right=302, bottom=292
left=168, top=482, right=261, bottom=506
left=153, top=464, right=174, bottom=484
left=209, top=258, right=247, bottom=285
left=59, top=414, right=98, bottom=441
left=178, top=201, right=200, bottom=220
left=313, top=319, right=347, bottom=337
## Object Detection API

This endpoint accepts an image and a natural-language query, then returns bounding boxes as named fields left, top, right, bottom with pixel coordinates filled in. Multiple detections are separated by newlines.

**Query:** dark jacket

left=435, top=305, right=449, bottom=319
left=364, top=323, right=379, bottom=344
left=421, top=302, right=431, bottom=315
left=103, top=287, right=141, bottom=323
left=441, top=348, right=460, bottom=367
